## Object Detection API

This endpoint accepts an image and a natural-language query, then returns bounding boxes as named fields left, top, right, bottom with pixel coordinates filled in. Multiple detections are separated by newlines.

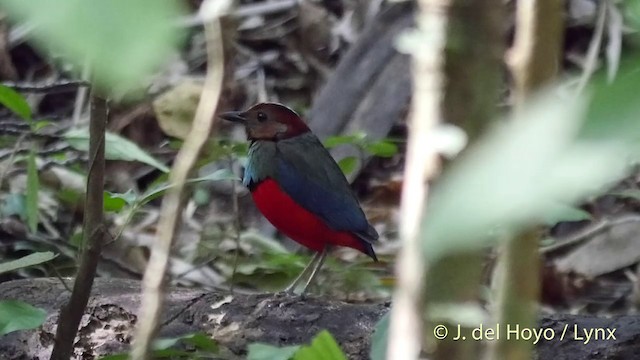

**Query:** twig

left=1, top=79, right=90, bottom=93
left=130, top=1, right=228, bottom=358
left=178, top=0, right=296, bottom=27
left=575, top=3, right=607, bottom=95
left=386, top=1, right=446, bottom=358
left=229, top=156, right=242, bottom=293
left=72, top=59, right=91, bottom=126
left=540, top=215, right=640, bottom=254
left=494, top=1, right=563, bottom=360
left=0, top=133, right=25, bottom=189
left=50, top=91, right=107, bottom=360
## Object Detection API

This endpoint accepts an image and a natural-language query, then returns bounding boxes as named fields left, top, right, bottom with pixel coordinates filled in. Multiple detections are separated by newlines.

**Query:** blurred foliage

left=0, top=0, right=187, bottom=95
left=324, top=133, right=400, bottom=175
left=0, top=252, right=56, bottom=275
left=247, top=330, right=346, bottom=360
left=100, top=332, right=219, bottom=360
left=0, top=300, right=46, bottom=336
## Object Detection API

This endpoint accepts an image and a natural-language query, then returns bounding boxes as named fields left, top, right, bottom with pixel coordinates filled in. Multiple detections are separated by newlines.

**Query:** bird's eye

left=257, top=112, right=267, bottom=122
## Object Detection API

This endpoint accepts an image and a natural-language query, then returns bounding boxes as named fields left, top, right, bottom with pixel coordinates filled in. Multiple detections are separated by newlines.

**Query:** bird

left=220, top=102, right=378, bottom=294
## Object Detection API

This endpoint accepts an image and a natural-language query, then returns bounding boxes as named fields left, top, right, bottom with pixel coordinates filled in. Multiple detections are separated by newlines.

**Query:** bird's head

left=219, top=102, right=311, bottom=141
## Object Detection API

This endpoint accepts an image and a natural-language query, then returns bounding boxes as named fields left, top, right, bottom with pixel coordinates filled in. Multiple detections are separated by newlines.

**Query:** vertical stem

left=422, top=2, right=504, bottom=360
left=386, top=1, right=447, bottom=358
left=50, top=91, right=107, bottom=360
left=130, top=2, right=227, bottom=358
left=494, top=1, right=563, bottom=359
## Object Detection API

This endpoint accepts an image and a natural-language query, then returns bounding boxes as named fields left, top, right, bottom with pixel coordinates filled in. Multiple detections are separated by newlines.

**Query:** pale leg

left=283, top=250, right=323, bottom=294
left=299, top=247, right=329, bottom=294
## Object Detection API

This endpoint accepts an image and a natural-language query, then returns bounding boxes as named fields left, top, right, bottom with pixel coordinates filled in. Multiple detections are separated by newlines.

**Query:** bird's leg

left=283, top=250, right=323, bottom=294
left=298, top=246, right=329, bottom=295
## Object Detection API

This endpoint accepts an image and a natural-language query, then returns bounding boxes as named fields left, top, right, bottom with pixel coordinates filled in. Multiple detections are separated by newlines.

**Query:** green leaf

left=580, top=64, right=640, bottom=142
left=104, top=190, right=136, bottom=212
left=139, top=169, right=238, bottom=206
left=424, top=92, right=629, bottom=260
left=370, top=313, right=389, bottom=360
left=1, top=193, right=26, bottom=217
left=324, top=135, right=362, bottom=149
left=610, top=189, right=640, bottom=201
left=33, top=120, right=53, bottom=131
left=248, top=343, right=300, bottom=360
left=26, top=150, right=39, bottom=232
left=182, top=332, right=218, bottom=353
left=98, top=355, right=128, bottom=360
left=337, top=156, right=358, bottom=176
left=151, top=332, right=218, bottom=354
left=0, top=300, right=47, bottom=335
left=293, top=330, right=347, bottom=360
left=0, top=0, right=187, bottom=94
left=0, top=251, right=57, bottom=275
left=542, top=203, right=592, bottom=225
left=365, top=140, right=398, bottom=157
left=0, top=85, right=31, bottom=120
left=64, top=129, right=170, bottom=172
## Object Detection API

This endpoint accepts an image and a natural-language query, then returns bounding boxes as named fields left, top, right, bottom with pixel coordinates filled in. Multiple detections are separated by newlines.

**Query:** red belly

left=251, top=178, right=366, bottom=253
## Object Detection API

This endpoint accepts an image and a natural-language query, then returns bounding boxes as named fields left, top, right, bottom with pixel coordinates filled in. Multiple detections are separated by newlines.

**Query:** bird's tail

left=355, top=224, right=379, bottom=261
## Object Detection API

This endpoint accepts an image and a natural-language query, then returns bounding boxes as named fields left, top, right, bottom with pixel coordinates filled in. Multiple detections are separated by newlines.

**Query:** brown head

left=219, top=103, right=311, bottom=141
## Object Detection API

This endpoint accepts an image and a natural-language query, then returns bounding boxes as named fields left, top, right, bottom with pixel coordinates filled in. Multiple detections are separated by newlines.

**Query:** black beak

left=219, top=111, right=246, bottom=123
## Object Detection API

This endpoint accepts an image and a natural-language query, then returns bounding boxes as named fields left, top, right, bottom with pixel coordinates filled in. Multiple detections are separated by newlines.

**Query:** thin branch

left=1, top=79, right=90, bottom=93
left=129, top=1, right=228, bottom=358
left=229, top=156, right=242, bottom=293
left=50, top=91, right=107, bottom=360
left=495, top=1, right=564, bottom=360
left=386, top=1, right=447, bottom=358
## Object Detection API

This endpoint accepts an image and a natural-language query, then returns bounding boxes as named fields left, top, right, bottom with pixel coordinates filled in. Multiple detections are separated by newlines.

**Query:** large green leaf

left=0, top=300, right=47, bottom=335
left=64, top=128, right=170, bottom=173
left=0, top=85, right=31, bottom=120
left=138, top=169, right=238, bottom=206
left=370, top=313, right=389, bottom=360
left=0, top=0, right=186, bottom=94
left=0, top=251, right=57, bottom=275
left=293, top=330, right=347, bottom=360
left=247, top=343, right=300, bottom=360
left=423, top=92, right=629, bottom=259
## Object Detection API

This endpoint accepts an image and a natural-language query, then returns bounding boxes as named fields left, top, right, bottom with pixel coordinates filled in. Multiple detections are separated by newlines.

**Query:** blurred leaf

left=610, top=189, right=640, bottom=200
left=370, top=313, right=389, bottom=360
left=0, top=0, right=186, bottom=94
left=99, top=355, right=128, bottom=360
left=424, top=92, right=629, bottom=260
left=26, top=150, right=39, bottom=232
left=0, top=251, right=57, bottom=275
left=104, top=190, right=136, bottom=212
left=153, top=79, right=202, bottom=140
left=293, top=330, right=346, bottom=360
left=182, top=332, right=218, bottom=353
left=64, top=128, right=170, bottom=172
left=365, top=140, right=398, bottom=157
left=248, top=343, right=300, bottom=360
left=0, top=85, right=31, bottom=120
left=1, top=193, right=26, bottom=218
left=337, top=156, right=358, bottom=176
left=0, top=300, right=46, bottom=335
left=324, top=134, right=361, bottom=149
left=428, top=303, right=488, bottom=327
left=152, top=336, right=181, bottom=350
left=542, top=203, right=592, bottom=225
left=139, top=169, right=237, bottom=206
left=580, top=65, right=640, bottom=142
left=231, top=142, right=249, bottom=156
left=33, top=120, right=53, bottom=131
